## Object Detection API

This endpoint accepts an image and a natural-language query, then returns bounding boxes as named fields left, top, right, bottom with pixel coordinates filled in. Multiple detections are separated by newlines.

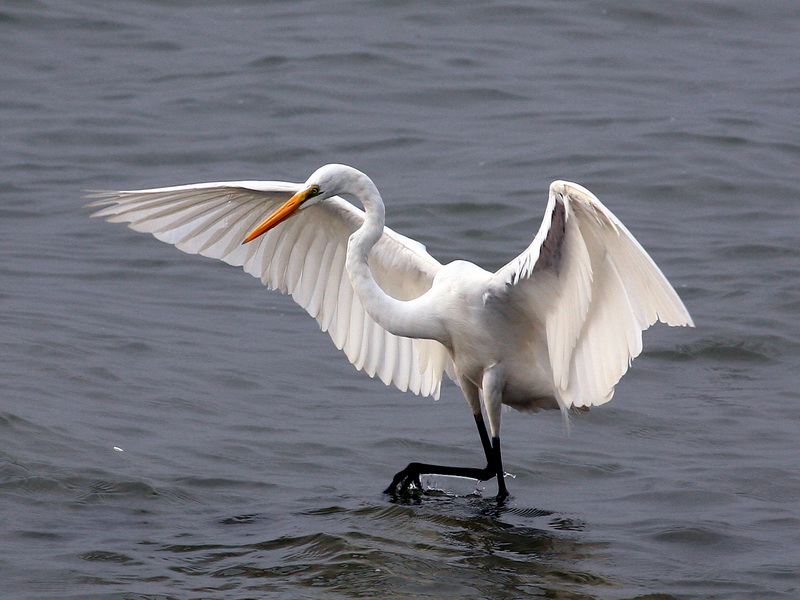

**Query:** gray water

left=2, top=1, right=799, bottom=598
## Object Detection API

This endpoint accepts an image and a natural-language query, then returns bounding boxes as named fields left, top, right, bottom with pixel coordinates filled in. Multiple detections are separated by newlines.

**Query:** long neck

left=348, top=177, right=385, bottom=262
left=344, top=180, right=441, bottom=341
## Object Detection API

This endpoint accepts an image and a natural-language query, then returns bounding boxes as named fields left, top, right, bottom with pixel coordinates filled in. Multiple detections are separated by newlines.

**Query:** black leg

left=384, top=414, right=509, bottom=500
left=492, top=436, right=509, bottom=501
left=474, top=413, right=493, bottom=468
left=383, top=461, right=497, bottom=495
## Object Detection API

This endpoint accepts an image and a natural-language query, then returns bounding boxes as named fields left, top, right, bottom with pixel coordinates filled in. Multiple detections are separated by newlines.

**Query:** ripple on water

left=129, top=498, right=620, bottom=599
left=649, top=334, right=782, bottom=363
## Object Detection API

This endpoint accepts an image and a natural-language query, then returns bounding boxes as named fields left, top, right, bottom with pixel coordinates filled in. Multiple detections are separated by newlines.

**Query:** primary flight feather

left=89, top=164, right=693, bottom=499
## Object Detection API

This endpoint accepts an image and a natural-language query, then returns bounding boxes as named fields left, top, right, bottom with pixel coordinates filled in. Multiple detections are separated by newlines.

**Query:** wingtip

left=549, top=180, right=598, bottom=201
left=83, top=190, right=113, bottom=207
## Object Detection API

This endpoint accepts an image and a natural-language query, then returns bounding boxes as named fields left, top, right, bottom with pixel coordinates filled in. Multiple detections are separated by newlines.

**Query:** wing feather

left=394, top=336, right=413, bottom=392
left=495, top=180, right=693, bottom=410
left=88, top=181, right=452, bottom=398
left=332, top=267, right=354, bottom=349
left=305, top=239, right=336, bottom=319
left=320, top=244, right=346, bottom=334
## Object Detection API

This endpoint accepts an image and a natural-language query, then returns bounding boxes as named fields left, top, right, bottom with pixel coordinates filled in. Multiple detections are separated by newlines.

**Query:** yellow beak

left=242, top=187, right=314, bottom=244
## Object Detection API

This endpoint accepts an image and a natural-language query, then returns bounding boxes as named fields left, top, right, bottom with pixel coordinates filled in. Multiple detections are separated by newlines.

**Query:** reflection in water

left=150, top=497, right=623, bottom=599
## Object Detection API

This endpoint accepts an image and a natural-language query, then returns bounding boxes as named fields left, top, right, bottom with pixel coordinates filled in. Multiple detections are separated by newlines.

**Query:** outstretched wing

left=494, top=180, right=693, bottom=410
left=88, top=181, right=452, bottom=398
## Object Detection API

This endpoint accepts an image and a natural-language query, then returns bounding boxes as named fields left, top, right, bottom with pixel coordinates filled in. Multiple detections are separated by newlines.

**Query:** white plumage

left=89, top=178, right=448, bottom=399
left=89, top=164, right=693, bottom=499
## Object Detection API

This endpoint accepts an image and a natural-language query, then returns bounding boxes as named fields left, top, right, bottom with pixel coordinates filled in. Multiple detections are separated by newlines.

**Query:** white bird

left=89, top=164, right=693, bottom=500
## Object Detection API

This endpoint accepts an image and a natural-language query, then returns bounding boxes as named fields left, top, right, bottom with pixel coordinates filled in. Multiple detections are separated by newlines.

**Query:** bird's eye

left=308, top=185, right=321, bottom=197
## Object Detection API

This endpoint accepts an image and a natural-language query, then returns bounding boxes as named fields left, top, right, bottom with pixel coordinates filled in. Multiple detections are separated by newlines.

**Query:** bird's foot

left=384, top=461, right=509, bottom=499
left=384, top=463, right=424, bottom=496
left=495, top=487, right=510, bottom=504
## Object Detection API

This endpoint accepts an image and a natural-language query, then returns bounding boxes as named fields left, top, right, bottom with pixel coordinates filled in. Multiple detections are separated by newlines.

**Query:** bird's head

left=243, top=164, right=366, bottom=244
left=242, top=165, right=338, bottom=244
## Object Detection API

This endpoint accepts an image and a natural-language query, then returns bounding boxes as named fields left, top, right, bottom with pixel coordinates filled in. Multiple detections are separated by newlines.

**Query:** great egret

left=89, top=164, right=693, bottom=499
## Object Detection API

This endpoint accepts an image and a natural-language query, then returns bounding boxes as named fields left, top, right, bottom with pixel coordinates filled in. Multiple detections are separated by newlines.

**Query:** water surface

left=1, top=1, right=799, bottom=598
